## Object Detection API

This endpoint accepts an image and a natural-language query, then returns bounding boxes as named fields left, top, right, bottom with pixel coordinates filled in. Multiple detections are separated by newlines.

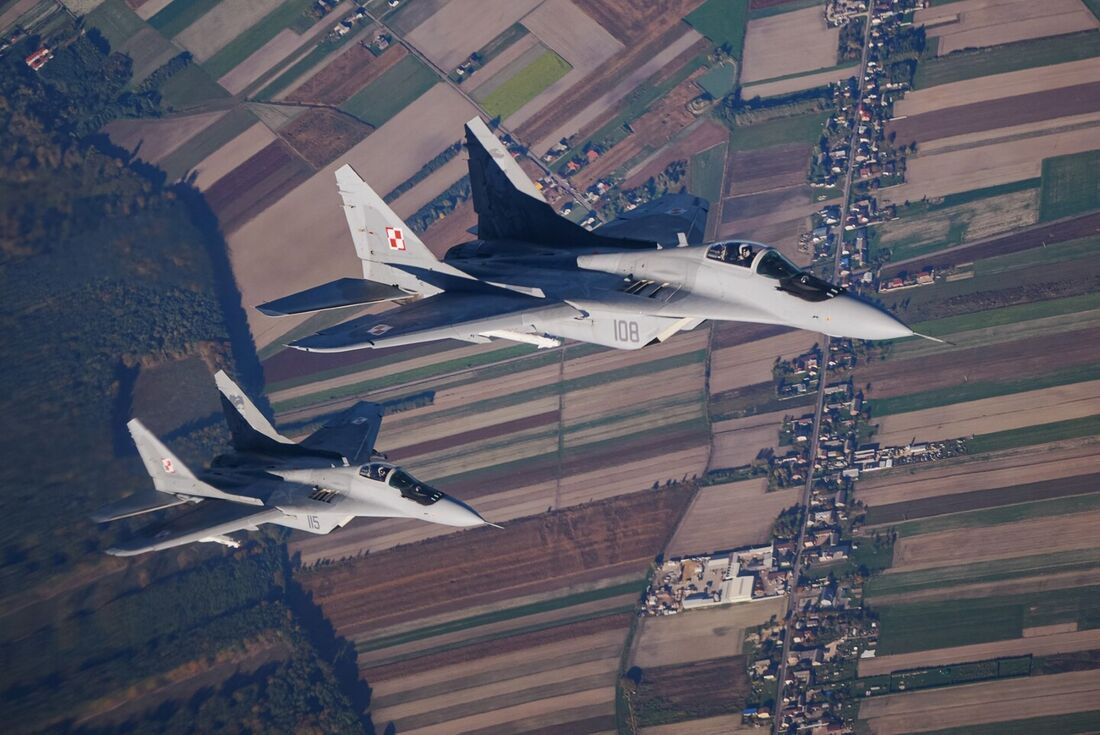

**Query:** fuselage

left=443, top=238, right=912, bottom=342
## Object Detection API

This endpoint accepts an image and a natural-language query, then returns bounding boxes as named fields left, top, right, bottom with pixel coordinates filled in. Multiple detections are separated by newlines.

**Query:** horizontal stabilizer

left=92, top=490, right=188, bottom=523
left=256, top=278, right=410, bottom=317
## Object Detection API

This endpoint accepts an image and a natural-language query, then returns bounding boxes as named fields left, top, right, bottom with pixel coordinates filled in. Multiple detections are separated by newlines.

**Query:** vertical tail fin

left=214, top=370, right=294, bottom=451
left=335, top=164, right=467, bottom=290
left=129, top=418, right=263, bottom=505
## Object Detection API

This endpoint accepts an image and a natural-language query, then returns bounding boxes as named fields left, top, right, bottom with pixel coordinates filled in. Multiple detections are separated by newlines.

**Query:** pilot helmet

left=739, top=244, right=753, bottom=259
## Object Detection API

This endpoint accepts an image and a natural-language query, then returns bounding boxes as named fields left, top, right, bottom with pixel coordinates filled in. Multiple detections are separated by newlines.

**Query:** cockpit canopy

left=359, top=463, right=444, bottom=506
left=704, top=242, right=844, bottom=302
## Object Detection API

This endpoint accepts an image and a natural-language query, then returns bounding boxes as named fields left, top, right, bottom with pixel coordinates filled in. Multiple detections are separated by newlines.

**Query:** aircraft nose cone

left=437, top=496, right=490, bottom=527
left=823, top=295, right=913, bottom=341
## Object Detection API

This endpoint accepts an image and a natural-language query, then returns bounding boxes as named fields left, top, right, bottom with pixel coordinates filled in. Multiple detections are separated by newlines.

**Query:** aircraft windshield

left=755, top=250, right=803, bottom=280
left=359, top=463, right=391, bottom=482
left=389, top=469, right=444, bottom=506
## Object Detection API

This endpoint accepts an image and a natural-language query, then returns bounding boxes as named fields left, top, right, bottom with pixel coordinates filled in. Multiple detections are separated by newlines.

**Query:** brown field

left=174, top=0, right=284, bottom=61
left=915, top=109, right=1100, bottom=159
left=889, top=81, right=1100, bottom=145
left=632, top=596, right=786, bottom=668
left=858, top=442, right=1100, bottom=507
left=191, top=122, right=277, bottom=189
left=742, top=64, right=859, bottom=99
left=858, top=327, right=1100, bottom=401
left=299, top=486, right=693, bottom=637
left=720, top=186, right=821, bottom=235
left=204, top=138, right=312, bottom=234
left=406, top=0, right=542, bottom=70
left=287, top=42, right=407, bottom=105
left=713, top=322, right=792, bottom=349
left=573, top=72, right=706, bottom=190
left=104, top=111, right=226, bottom=165
left=522, top=26, right=706, bottom=154
left=634, top=656, right=750, bottom=724
left=710, top=421, right=777, bottom=468
left=278, top=107, right=372, bottom=167
left=641, top=714, right=755, bottom=735
left=889, top=509, right=1100, bottom=573
left=391, top=687, right=616, bottom=735
left=367, top=622, right=626, bottom=735
left=875, top=379, right=1100, bottom=446
left=134, top=0, right=171, bottom=19
left=667, top=478, right=799, bottom=556
left=897, top=56, right=1100, bottom=117
left=870, top=566, right=1100, bottom=606
left=575, top=0, right=703, bottom=44
left=710, top=329, right=818, bottom=394
left=860, top=669, right=1100, bottom=735
left=229, top=84, right=479, bottom=350
left=421, top=198, right=479, bottom=257
left=916, top=0, right=1100, bottom=56
left=741, top=6, right=840, bottom=83
left=725, top=144, right=812, bottom=197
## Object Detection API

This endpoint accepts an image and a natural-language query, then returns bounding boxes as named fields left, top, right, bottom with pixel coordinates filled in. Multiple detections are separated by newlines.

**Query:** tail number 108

left=613, top=319, right=640, bottom=343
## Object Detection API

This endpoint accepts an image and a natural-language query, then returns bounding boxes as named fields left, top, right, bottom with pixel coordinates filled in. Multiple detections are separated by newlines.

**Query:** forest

left=0, top=20, right=366, bottom=735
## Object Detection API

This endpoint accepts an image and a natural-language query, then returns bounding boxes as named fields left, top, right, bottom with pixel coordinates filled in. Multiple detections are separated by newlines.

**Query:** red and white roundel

left=386, top=226, right=406, bottom=251
left=162, top=458, right=175, bottom=474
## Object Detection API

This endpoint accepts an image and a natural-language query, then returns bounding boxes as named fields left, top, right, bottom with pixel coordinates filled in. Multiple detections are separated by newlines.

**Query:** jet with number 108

left=259, top=118, right=913, bottom=353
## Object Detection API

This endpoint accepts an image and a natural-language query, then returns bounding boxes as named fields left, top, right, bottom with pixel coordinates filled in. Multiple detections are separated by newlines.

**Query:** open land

left=742, top=64, right=859, bottom=99
left=190, top=121, right=277, bottom=189
left=916, top=0, right=1100, bottom=56
left=874, top=379, right=1100, bottom=446
left=173, top=0, right=285, bottom=62
left=889, top=509, right=1100, bottom=572
left=667, top=478, right=800, bottom=556
left=204, top=138, right=312, bottom=233
left=859, top=669, right=1100, bottom=735
left=640, top=714, right=754, bottom=735
left=217, top=27, right=301, bottom=94
left=278, top=107, right=373, bottom=167
left=710, top=330, right=818, bottom=394
left=726, top=143, right=812, bottom=196
left=631, top=597, right=786, bottom=668
left=104, top=111, right=226, bottom=165
left=740, top=5, right=840, bottom=83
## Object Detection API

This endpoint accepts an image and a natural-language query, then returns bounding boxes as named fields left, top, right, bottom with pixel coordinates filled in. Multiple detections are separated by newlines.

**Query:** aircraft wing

left=92, top=489, right=188, bottom=523
left=594, top=193, right=709, bottom=246
left=300, top=402, right=384, bottom=463
left=106, top=502, right=282, bottom=556
left=289, top=289, right=576, bottom=352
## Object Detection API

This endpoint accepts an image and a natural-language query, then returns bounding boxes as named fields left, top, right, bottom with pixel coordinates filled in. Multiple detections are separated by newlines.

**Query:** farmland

left=480, top=50, right=571, bottom=120
left=1040, top=148, right=1100, bottom=220
left=340, top=54, right=437, bottom=127
left=916, top=0, right=1100, bottom=56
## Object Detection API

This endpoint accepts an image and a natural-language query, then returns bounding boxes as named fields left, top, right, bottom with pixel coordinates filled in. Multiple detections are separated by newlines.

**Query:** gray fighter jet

left=93, top=371, right=489, bottom=556
left=260, top=118, right=912, bottom=352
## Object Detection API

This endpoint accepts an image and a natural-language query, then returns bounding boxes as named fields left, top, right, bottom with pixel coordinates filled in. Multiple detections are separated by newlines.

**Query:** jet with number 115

left=259, top=118, right=913, bottom=353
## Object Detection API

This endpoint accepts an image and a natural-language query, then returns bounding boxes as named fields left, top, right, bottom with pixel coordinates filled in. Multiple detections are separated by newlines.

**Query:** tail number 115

left=613, top=319, right=640, bottom=343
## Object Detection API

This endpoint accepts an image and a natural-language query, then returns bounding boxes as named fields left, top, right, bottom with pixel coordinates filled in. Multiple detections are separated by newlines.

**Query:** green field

left=149, top=0, right=222, bottom=37
left=912, top=711, right=1100, bottom=735
left=892, top=492, right=1100, bottom=538
left=729, top=111, right=830, bottom=151
left=869, top=362, right=1099, bottom=417
left=86, top=0, right=144, bottom=48
left=866, top=549, right=1100, bottom=599
left=697, top=62, right=738, bottom=99
left=685, top=0, right=750, bottom=57
left=748, top=0, right=823, bottom=19
left=1087, top=0, right=1100, bottom=21
left=913, top=291, right=1100, bottom=337
left=914, top=31, right=1100, bottom=89
left=967, top=414, right=1100, bottom=455
left=340, top=54, right=437, bottom=127
left=1040, top=149, right=1100, bottom=221
left=689, top=141, right=728, bottom=214
left=874, top=585, right=1100, bottom=655
left=157, top=63, right=231, bottom=109
left=201, top=0, right=314, bottom=79
left=481, top=50, right=570, bottom=120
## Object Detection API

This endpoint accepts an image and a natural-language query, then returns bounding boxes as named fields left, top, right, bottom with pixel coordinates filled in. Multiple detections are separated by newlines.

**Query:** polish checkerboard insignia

left=162, top=458, right=175, bottom=474
left=368, top=324, right=392, bottom=336
left=386, top=226, right=406, bottom=251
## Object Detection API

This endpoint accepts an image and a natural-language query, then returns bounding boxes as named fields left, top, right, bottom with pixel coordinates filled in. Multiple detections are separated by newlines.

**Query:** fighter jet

left=93, top=371, right=490, bottom=556
left=260, top=118, right=913, bottom=353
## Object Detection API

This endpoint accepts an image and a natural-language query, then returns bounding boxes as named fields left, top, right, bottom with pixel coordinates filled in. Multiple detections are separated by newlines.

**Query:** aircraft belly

left=535, top=310, right=688, bottom=349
